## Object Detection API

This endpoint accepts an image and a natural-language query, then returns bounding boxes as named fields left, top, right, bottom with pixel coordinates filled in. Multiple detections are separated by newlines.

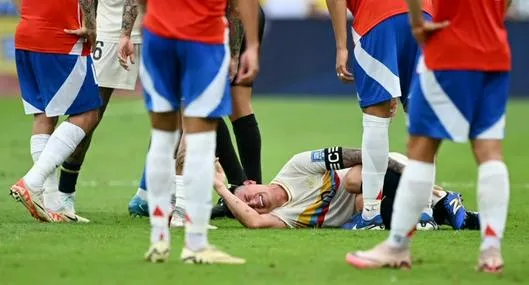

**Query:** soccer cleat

left=342, top=213, right=385, bottom=230
left=170, top=206, right=218, bottom=230
left=49, top=192, right=90, bottom=223
left=477, top=247, right=504, bottom=274
left=211, top=198, right=235, bottom=219
left=463, top=211, right=480, bottom=230
left=128, top=195, right=149, bottom=217
left=180, top=245, right=246, bottom=265
left=444, top=192, right=467, bottom=230
left=10, top=179, right=51, bottom=222
left=416, top=212, right=439, bottom=231
left=346, top=242, right=411, bottom=270
left=144, top=241, right=171, bottom=263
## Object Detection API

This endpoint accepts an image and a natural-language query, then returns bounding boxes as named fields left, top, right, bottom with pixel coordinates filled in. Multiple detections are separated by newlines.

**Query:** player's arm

left=406, top=0, right=449, bottom=45
left=292, top=147, right=405, bottom=174
left=227, top=0, right=244, bottom=58
left=121, top=0, right=138, bottom=38
left=326, top=0, right=353, bottom=83
left=118, top=0, right=139, bottom=70
left=235, top=0, right=260, bottom=85
left=74, top=0, right=97, bottom=49
left=214, top=163, right=287, bottom=229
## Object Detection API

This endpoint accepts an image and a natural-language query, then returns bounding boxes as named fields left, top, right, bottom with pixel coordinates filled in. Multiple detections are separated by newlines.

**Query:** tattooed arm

left=121, top=0, right=138, bottom=38
left=341, top=148, right=406, bottom=174
left=227, top=0, right=244, bottom=58
left=65, top=0, right=97, bottom=49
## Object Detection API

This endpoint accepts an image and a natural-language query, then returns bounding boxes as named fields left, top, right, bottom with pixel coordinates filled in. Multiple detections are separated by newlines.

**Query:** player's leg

left=470, top=72, right=510, bottom=273
left=227, top=6, right=265, bottom=184
left=139, top=28, right=182, bottom=262
left=11, top=52, right=102, bottom=222
left=345, top=60, right=481, bottom=269
left=50, top=87, right=113, bottom=215
left=350, top=17, right=406, bottom=229
left=179, top=39, right=244, bottom=264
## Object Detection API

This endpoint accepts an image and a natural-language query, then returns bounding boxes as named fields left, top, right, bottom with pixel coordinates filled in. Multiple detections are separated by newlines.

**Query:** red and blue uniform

left=15, top=0, right=100, bottom=116
left=409, top=0, right=511, bottom=142
left=140, top=0, right=231, bottom=117
left=347, top=0, right=432, bottom=108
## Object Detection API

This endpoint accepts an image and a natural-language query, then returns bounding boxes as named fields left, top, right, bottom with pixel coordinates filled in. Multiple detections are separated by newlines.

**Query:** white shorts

left=93, top=40, right=141, bottom=90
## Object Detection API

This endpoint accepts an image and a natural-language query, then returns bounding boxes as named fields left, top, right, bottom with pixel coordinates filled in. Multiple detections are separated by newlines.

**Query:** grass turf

left=0, top=96, right=528, bottom=285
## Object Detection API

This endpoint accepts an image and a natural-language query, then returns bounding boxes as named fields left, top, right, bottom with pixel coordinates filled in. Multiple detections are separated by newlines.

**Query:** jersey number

left=93, top=41, right=104, bottom=60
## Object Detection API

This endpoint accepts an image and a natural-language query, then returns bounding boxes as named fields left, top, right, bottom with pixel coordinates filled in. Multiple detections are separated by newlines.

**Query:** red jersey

left=348, top=0, right=433, bottom=37
left=144, top=0, right=228, bottom=44
left=424, top=0, right=511, bottom=71
left=15, top=0, right=90, bottom=56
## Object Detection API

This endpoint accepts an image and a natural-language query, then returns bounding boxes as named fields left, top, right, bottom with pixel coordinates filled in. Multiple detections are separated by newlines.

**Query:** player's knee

left=407, top=136, right=439, bottom=163
left=67, top=109, right=100, bottom=133
left=362, top=100, right=393, bottom=118
left=33, top=114, right=58, bottom=134
left=344, top=166, right=362, bottom=194
left=471, top=140, right=503, bottom=164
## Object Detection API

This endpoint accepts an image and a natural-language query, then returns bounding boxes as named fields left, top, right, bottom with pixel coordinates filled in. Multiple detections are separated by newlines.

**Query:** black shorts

left=231, top=5, right=266, bottom=87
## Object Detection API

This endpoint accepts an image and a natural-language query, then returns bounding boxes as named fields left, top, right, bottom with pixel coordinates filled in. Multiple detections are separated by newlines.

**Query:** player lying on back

left=203, top=146, right=478, bottom=230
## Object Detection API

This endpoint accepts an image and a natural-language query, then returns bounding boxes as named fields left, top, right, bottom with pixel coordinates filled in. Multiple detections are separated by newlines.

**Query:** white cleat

left=49, top=192, right=90, bottom=223
left=180, top=245, right=246, bottom=265
left=345, top=242, right=412, bottom=270
left=144, top=241, right=171, bottom=263
left=170, top=207, right=217, bottom=230
left=477, top=247, right=504, bottom=274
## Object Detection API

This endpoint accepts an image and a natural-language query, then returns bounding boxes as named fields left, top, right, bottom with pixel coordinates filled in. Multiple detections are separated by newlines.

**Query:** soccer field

left=1, top=96, right=528, bottom=285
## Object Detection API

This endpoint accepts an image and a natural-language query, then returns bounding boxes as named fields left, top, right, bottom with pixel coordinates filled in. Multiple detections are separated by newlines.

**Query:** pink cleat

left=345, top=242, right=411, bottom=270
left=477, top=247, right=504, bottom=274
left=10, top=179, right=51, bottom=222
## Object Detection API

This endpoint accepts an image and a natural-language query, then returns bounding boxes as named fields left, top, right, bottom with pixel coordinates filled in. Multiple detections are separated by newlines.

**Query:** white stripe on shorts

left=352, top=28, right=401, bottom=99
left=22, top=99, right=42, bottom=114
left=418, top=58, right=470, bottom=142
left=476, top=114, right=506, bottom=140
left=45, top=56, right=87, bottom=116
left=139, top=54, right=174, bottom=112
left=184, top=28, right=230, bottom=117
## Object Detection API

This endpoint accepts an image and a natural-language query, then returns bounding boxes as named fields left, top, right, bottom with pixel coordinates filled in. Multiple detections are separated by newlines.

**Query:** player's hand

left=64, top=26, right=97, bottom=51
left=336, top=48, right=354, bottom=83
left=229, top=55, right=240, bottom=82
left=214, top=159, right=227, bottom=190
left=236, top=45, right=260, bottom=85
left=118, top=35, right=136, bottom=71
left=411, top=20, right=450, bottom=45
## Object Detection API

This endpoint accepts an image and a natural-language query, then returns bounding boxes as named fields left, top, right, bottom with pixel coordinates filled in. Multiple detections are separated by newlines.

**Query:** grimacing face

left=234, top=184, right=278, bottom=214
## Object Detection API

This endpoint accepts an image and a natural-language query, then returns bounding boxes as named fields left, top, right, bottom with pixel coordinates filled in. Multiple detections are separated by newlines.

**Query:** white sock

left=146, top=129, right=180, bottom=244
left=30, top=134, right=59, bottom=192
left=175, top=174, right=185, bottom=210
left=388, top=160, right=435, bottom=248
left=184, top=131, right=216, bottom=251
left=24, top=122, right=85, bottom=192
left=478, top=160, right=509, bottom=251
left=361, top=113, right=390, bottom=219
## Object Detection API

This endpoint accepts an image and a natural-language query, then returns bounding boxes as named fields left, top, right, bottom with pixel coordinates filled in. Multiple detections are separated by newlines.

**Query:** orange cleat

left=9, top=179, right=51, bottom=222
left=345, top=242, right=411, bottom=270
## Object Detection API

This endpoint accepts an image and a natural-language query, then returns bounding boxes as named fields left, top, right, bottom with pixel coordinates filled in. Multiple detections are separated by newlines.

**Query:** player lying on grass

left=210, top=147, right=479, bottom=230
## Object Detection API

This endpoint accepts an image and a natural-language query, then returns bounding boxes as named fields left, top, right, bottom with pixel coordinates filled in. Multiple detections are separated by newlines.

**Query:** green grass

left=1, top=96, right=528, bottom=285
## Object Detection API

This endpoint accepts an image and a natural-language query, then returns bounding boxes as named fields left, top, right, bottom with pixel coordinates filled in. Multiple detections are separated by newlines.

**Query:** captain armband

left=323, top=147, right=344, bottom=170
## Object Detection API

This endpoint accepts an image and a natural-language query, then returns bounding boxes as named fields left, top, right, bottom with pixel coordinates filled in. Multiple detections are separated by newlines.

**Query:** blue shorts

left=140, top=29, right=231, bottom=117
left=352, top=13, right=430, bottom=109
left=16, top=50, right=101, bottom=116
left=408, top=59, right=509, bottom=142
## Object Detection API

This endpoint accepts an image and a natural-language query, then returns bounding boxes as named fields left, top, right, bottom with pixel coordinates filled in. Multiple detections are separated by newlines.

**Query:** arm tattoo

left=226, top=0, right=244, bottom=57
left=79, top=0, right=97, bottom=29
left=334, top=147, right=406, bottom=173
left=341, top=148, right=362, bottom=168
left=121, top=0, right=139, bottom=37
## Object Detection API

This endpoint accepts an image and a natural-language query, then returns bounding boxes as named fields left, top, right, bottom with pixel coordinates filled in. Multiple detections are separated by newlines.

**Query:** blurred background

left=0, top=0, right=528, bottom=96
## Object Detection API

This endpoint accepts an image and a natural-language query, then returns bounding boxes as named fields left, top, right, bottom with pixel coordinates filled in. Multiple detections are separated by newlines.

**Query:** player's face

left=235, top=185, right=276, bottom=214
